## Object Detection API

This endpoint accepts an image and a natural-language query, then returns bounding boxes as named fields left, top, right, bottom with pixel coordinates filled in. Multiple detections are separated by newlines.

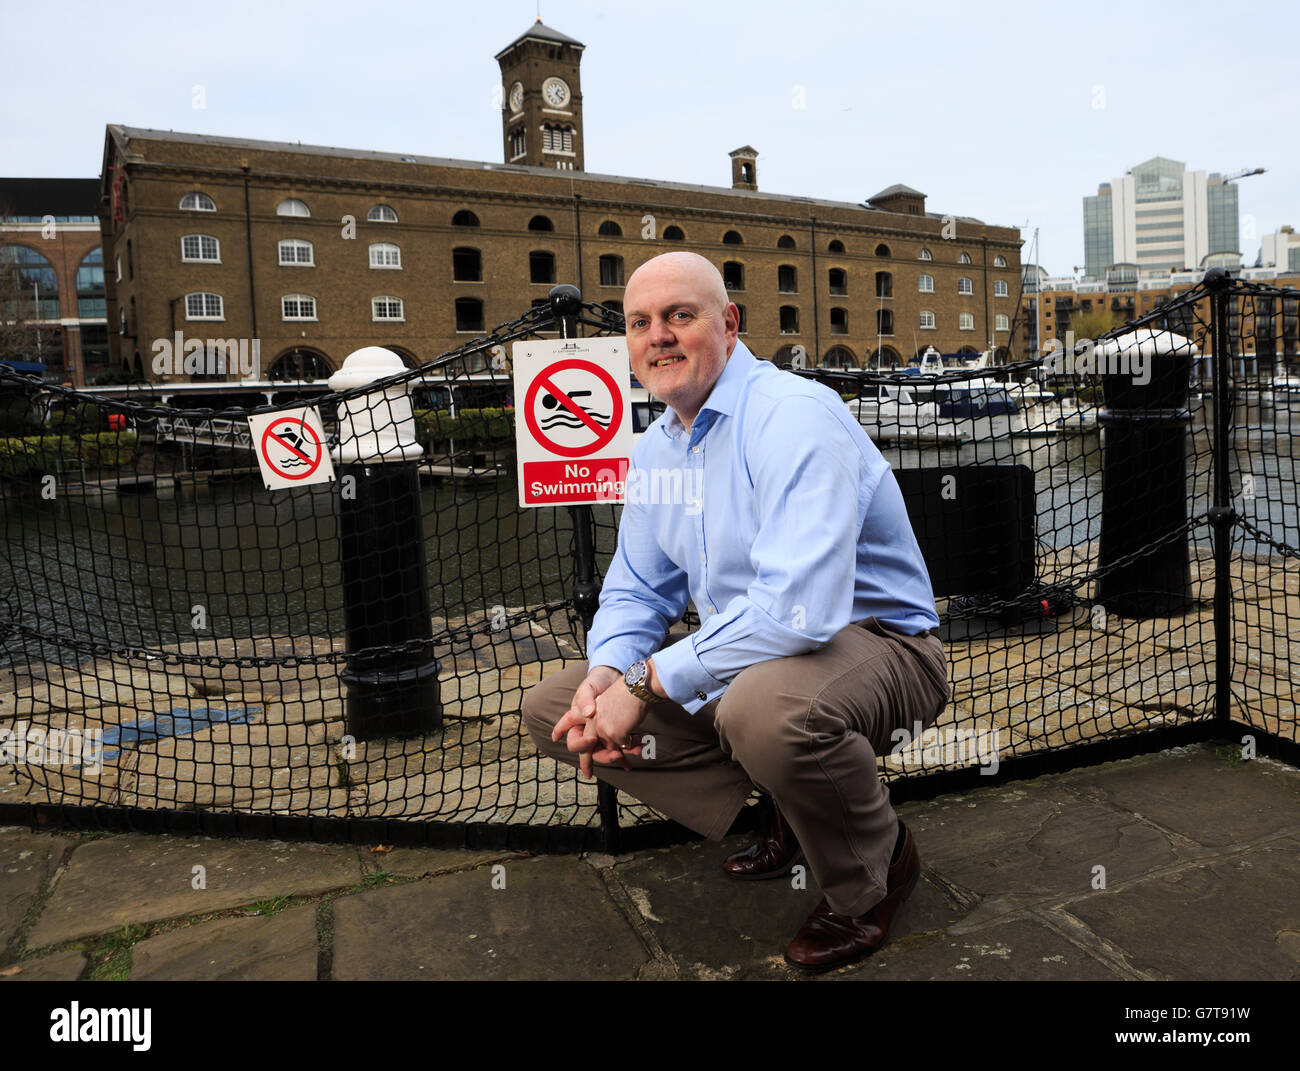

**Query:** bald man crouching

left=521, top=251, right=950, bottom=972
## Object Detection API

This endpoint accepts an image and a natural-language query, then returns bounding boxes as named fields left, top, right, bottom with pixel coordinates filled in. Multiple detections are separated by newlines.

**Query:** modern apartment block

left=1082, top=157, right=1241, bottom=280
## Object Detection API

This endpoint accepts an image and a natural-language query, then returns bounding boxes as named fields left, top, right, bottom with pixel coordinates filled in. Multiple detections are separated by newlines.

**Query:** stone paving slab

left=332, top=855, right=647, bottom=980
left=833, top=916, right=1127, bottom=981
left=0, top=949, right=87, bottom=981
left=27, top=835, right=362, bottom=948
left=1063, top=835, right=1300, bottom=981
left=1, top=829, right=73, bottom=951
left=1062, top=747, right=1300, bottom=850
left=129, top=905, right=319, bottom=981
left=369, top=846, right=523, bottom=880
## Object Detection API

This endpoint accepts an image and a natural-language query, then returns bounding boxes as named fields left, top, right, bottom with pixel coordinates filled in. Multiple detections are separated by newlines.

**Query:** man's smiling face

left=624, top=252, right=740, bottom=428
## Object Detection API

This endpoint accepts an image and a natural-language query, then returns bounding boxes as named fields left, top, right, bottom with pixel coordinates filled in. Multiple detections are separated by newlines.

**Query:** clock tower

left=496, top=20, right=585, bottom=171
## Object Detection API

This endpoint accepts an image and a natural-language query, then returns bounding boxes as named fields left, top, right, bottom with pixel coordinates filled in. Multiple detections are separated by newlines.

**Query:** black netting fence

left=0, top=274, right=1295, bottom=849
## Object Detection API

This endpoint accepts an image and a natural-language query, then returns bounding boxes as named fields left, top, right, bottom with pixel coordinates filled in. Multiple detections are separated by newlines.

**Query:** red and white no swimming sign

left=246, top=407, right=336, bottom=490
left=512, top=338, right=634, bottom=507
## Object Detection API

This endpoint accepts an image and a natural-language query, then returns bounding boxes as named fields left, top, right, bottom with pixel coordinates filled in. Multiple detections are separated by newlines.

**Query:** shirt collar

left=659, top=339, right=757, bottom=440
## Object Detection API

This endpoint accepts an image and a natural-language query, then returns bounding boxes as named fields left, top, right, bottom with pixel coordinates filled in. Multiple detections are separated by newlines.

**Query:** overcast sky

left=2, top=0, right=1295, bottom=275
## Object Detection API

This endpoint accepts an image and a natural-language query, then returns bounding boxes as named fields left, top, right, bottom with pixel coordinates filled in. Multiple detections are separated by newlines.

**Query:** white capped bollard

left=328, top=346, right=424, bottom=463
left=328, top=345, right=440, bottom=740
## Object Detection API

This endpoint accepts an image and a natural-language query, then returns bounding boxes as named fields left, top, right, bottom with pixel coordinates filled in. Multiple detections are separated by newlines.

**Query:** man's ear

left=724, top=301, right=740, bottom=354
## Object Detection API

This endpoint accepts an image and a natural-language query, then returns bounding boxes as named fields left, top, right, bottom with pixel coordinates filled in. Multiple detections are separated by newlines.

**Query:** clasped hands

left=551, top=663, right=653, bottom=778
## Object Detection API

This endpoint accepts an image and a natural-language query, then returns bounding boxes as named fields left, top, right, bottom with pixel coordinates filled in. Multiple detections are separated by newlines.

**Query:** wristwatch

left=624, top=659, right=660, bottom=704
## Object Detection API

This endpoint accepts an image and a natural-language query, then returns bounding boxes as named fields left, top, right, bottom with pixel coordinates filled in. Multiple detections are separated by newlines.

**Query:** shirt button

left=707, top=605, right=716, bottom=614
left=699, top=552, right=706, bottom=562
left=695, top=690, right=707, bottom=701
left=691, top=446, right=701, bottom=454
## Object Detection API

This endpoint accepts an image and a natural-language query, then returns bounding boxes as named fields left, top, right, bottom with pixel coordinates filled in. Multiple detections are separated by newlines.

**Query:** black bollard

left=1096, top=326, right=1195, bottom=617
left=331, top=347, right=441, bottom=741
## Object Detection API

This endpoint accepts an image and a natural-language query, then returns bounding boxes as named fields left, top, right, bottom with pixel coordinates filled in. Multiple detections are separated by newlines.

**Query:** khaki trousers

left=521, top=617, right=950, bottom=917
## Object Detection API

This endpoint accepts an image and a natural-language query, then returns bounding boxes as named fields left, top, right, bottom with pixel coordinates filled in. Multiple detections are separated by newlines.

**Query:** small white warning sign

left=512, top=337, right=634, bottom=508
left=246, top=407, right=335, bottom=490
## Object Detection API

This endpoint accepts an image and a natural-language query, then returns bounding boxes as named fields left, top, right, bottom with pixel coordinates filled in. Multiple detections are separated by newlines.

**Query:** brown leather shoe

left=783, top=820, right=920, bottom=972
left=722, top=794, right=804, bottom=880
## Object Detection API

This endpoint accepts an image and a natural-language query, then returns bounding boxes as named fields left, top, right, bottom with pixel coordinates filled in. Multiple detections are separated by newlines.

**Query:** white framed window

left=958, top=277, right=974, bottom=294
left=181, top=234, right=220, bottom=262
left=918, top=247, right=932, bottom=261
left=372, top=295, right=404, bottom=321
left=920, top=310, right=936, bottom=329
left=277, top=198, right=311, bottom=217
left=959, top=312, right=975, bottom=331
left=115, top=255, right=122, bottom=282
left=994, top=255, right=1007, bottom=268
left=278, top=238, right=314, bottom=266
left=995, top=313, right=1010, bottom=332
left=179, top=192, right=216, bottom=211
left=958, top=251, right=972, bottom=264
left=918, top=273, right=934, bottom=293
left=185, top=292, right=224, bottom=320
left=994, top=279, right=1009, bottom=297
left=282, top=293, right=317, bottom=321
left=367, top=204, right=398, bottom=223
left=369, top=242, right=401, bottom=269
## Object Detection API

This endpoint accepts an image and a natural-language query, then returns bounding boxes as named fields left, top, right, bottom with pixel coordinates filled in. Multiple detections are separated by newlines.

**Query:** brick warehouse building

left=98, top=21, right=1022, bottom=385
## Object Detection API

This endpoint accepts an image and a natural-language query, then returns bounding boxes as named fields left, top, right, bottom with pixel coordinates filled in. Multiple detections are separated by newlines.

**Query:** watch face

left=509, top=81, right=523, bottom=112
left=543, top=78, right=569, bottom=106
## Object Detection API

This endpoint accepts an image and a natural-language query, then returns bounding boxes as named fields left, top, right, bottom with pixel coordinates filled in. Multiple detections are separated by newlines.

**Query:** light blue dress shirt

left=586, top=339, right=940, bottom=714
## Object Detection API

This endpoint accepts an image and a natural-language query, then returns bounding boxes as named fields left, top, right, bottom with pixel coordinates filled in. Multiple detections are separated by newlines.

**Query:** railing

left=0, top=273, right=1295, bottom=852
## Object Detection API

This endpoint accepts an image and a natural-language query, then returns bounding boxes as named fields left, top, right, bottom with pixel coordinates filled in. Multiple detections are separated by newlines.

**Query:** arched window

left=918, top=274, right=934, bottom=293
left=876, top=309, right=894, bottom=335
left=599, top=254, right=625, bottom=287
left=281, top=294, right=317, bottom=320
left=529, top=215, right=554, bottom=232
left=541, top=125, right=574, bottom=153
left=828, top=239, right=845, bottom=254
left=875, top=243, right=891, bottom=257
left=778, top=265, right=797, bottom=293
left=777, top=234, right=796, bottom=249
left=958, top=251, right=972, bottom=264
left=918, top=248, right=933, bottom=261
left=920, top=311, right=936, bottom=329
left=368, top=204, right=398, bottom=222
left=452, top=248, right=481, bottom=281
left=875, top=271, right=892, bottom=298
left=179, top=192, right=216, bottom=211
left=372, top=295, right=404, bottom=321
left=277, top=198, right=311, bottom=217
left=723, top=230, right=743, bottom=245
left=958, top=277, right=974, bottom=294
left=823, top=346, right=855, bottom=369
left=780, top=306, right=798, bottom=333
left=76, top=248, right=105, bottom=319
left=530, top=250, right=556, bottom=284
left=452, top=210, right=480, bottom=227
left=959, top=312, right=975, bottom=330
left=663, top=225, right=685, bottom=241
left=830, top=307, right=848, bottom=335
left=269, top=349, right=332, bottom=381
left=994, top=280, right=1009, bottom=297
left=995, top=314, right=1010, bottom=332
left=455, top=297, right=484, bottom=332
left=598, top=220, right=622, bottom=236
left=369, top=242, right=401, bottom=269
left=994, top=255, right=1007, bottom=268
left=181, top=234, right=220, bottom=262
left=828, top=267, right=847, bottom=295
left=2, top=245, right=58, bottom=319
left=278, top=238, right=314, bottom=266
left=723, top=261, right=744, bottom=291
left=184, top=292, right=224, bottom=320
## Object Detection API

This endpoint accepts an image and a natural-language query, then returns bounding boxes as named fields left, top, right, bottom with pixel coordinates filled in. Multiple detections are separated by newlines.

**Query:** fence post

left=1206, top=268, right=1235, bottom=726
left=547, top=283, right=622, bottom=852
left=1095, top=327, right=1195, bottom=617
left=329, top=346, right=442, bottom=741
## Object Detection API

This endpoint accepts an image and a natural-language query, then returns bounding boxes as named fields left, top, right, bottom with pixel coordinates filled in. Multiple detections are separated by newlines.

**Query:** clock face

left=509, top=81, right=523, bottom=112
left=543, top=78, right=570, bottom=107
